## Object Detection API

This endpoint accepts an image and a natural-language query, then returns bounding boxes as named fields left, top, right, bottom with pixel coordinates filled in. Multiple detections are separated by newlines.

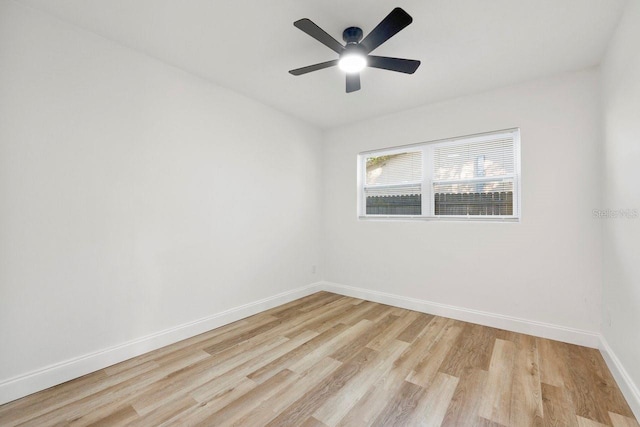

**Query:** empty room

left=1, top=0, right=639, bottom=425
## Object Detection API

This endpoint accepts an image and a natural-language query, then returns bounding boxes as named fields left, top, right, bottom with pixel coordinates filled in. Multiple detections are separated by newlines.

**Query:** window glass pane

left=365, top=186, right=421, bottom=215
left=366, top=151, right=421, bottom=185
left=365, top=151, right=422, bottom=215
left=434, top=181, right=513, bottom=216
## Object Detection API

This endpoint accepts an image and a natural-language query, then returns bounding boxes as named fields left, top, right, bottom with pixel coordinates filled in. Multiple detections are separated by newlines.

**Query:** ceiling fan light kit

left=338, top=54, right=367, bottom=73
left=289, top=7, right=421, bottom=93
left=338, top=27, right=367, bottom=73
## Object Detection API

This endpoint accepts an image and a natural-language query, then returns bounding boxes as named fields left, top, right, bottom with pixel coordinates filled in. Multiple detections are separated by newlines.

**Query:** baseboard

left=319, top=281, right=601, bottom=348
left=0, top=282, right=323, bottom=406
left=599, top=337, right=640, bottom=420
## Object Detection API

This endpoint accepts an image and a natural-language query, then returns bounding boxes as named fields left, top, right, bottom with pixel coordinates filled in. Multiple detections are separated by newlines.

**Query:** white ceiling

left=19, top=0, right=627, bottom=129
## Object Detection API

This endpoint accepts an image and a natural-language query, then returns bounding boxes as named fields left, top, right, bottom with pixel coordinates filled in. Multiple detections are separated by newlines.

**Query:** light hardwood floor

left=0, top=292, right=637, bottom=426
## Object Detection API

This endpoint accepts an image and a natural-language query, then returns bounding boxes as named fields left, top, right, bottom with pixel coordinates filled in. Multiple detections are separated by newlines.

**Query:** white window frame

left=358, top=128, right=521, bottom=222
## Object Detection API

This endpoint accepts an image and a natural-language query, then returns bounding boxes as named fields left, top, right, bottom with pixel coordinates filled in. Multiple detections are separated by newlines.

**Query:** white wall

left=601, top=0, right=640, bottom=397
left=322, top=69, right=603, bottom=333
left=0, top=0, right=321, bottom=387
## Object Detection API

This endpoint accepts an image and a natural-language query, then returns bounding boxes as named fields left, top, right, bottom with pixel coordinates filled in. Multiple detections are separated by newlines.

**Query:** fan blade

left=367, top=56, right=421, bottom=74
left=346, top=73, right=361, bottom=93
left=360, top=8, right=413, bottom=53
left=294, top=19, right=345, bottom=54
left=289, top=59, right=339, bottom=76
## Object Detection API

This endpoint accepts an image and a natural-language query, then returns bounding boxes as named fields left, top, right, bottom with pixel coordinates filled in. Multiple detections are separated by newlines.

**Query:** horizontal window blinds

left=433, top=137, right=515, bottom=181
left=365, top=152, right=422, bottom=186
left=433, top=180, right=513, bottom=195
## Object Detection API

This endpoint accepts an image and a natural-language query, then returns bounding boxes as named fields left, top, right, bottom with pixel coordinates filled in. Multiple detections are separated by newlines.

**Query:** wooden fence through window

left=366, top=191, right=513, bottom=216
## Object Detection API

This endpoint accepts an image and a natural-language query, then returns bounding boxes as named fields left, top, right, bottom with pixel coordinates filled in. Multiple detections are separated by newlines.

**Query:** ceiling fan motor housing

left=342, top=27, right=364, bottom=44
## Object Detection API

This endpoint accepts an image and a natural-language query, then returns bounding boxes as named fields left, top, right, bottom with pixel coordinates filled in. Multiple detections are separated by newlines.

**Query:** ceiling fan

left=289, top=7, right=421, bottom=93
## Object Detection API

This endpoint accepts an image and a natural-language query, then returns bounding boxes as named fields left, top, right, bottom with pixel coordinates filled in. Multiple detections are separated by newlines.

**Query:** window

left=358, top=129, right=520, bottom=220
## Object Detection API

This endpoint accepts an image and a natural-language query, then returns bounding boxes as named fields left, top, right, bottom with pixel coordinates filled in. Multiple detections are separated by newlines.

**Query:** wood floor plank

left=288, top=319, right=372, bottom=374
left=129, top=337, right=285, bottom=414
left=199, top=369, right=300, bottom=426
left=441, top=368, right=489, bottom=427
left=609, top=412, right=640, bottom=427
left=233, top=357, right=342, bottom=426
left=271, top=293, right=340, bottom=320
left=302, top=416, right=330, bottom=427
left=566, top=344, right=612, bottom=425
left=361, top=303, right=396, bottom=322
left=577, top=416, right=612, bottom=427
left=406, top=319, right=464, bottom=388
left=203, top=295, right=347, bottom=357
left=313, top=339, right=408, bottom=426
left=588, top=352, right=636, bottom=418
left=133, top=334, right=280, bottom=414
left=268, top=291, right=334, bottom=316
left=541, top=382, right=578, bottom=427
left=395, top=315, right=449, bottom=372
left=329, top=314, right=398, bottom=362
left=265, top=346, right=378, bottom=426
left=440, top=322, right=497, bottom=377
left=83, top=404, right=138, bottom=426
left=396, top=312, right=434, bottom=343
left=282, top=297, right=364, bottom=338
left=366, top=310, right=420, bottom=351
left=202, top=298, right=351, bottom=368
left=68, top=397, right=141, bottom=426
left=247, top=322, right=348, bottom=384
left=1, top=292, right=636, bottom=427
left=537, top=337, right=568, bottom=388
left=406, top=371, right=459, bottom=427
left=203, top=317, right=289, bottom=356
left=565, top=343, right=633, bottom=424
left=478, top=338, right=517, bottom=426
left=371, top=380, right=426, bottom=426
left=161, top=377, right=257, bottom=425
left=336, top=347, right=423, bottom=426
left=510, top=334, right=544, bottom=427
left=333, top=301, right=378, bottom=325
left=180, top=330, right=318, bottom=407
left=126, top=395, right=198, bottom=427
left=298, top=294, right=345, bottom=313
left=475, top=416, right=509, bottom=427
left=336, top=315, right=452, bottom=427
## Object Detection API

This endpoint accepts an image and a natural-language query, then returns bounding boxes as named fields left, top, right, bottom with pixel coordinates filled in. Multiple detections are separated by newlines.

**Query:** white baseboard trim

left=0, top=282, right=323, bottom=406
left=599, top=337, right=640, bottom=420
left=320, top=281, right=601, bottom=348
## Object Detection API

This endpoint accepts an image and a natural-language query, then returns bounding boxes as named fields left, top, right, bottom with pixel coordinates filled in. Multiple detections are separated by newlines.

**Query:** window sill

left=358, top=215, right=520, bottom=223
